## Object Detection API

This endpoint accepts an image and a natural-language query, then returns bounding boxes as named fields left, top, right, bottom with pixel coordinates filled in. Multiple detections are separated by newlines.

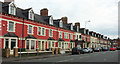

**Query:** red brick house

left=0, top=1, right=76, bottom=54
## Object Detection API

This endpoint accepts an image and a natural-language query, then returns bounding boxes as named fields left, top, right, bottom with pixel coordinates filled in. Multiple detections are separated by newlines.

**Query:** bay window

left=49, top=29, right=53, bottom=37
left=38, top=27, right=41, bottom=35
left=59, top=31, right=62, bottom=38
left=71, top=33, right=73, bottom=40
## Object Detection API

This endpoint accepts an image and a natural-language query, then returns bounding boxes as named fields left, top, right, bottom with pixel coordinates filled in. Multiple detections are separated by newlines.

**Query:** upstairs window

left=49, top=16, right=53, bottom=25
left=8, top=21, right=15, bottom=32
left=64, top=33, right=67, bottom=39
left=71, top=33, right=73, bottom=40
left=9, top=2, right=16, bottom=15
left=28, top=25, right=33, bottom=34
left=59, top=31, right=62, bottom=38
left=75, top=33, right=77, bottom=39
left=59, top=20, right=63, bottom=28
left=77, top=26, right=79, bottom=32
left=42, top=28, right=45, bottom=36
left=29, top=9, right=34, bottom=20
left=67, top=33, right=69, bottom=39
left=49, top=29, right=53, bottom=37
left=71, top=24, right=73, bottom=30
left=38, top=27, right=41, bottom=35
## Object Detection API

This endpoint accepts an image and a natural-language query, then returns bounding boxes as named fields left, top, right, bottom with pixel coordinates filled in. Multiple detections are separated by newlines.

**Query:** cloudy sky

left=1, top=0, right=119, bottom=39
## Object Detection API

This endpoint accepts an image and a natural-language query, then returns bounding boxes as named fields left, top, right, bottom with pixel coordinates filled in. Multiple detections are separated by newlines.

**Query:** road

left=17, top=50, right=119, bottom=62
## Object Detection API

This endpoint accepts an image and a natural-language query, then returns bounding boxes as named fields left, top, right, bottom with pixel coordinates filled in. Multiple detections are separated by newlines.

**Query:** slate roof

left=1, top=2, right=77, bottom=32
left=25, top=35, right=36, bottom=39
left=4, top=32, right=18, bottom=37
left=48, top=37, right=55, bottom=40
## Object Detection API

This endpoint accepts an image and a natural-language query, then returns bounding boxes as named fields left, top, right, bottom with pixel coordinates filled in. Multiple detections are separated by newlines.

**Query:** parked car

left=116, top=47, right=120, bottom=50
left=72, top=47, right=84, bottom=54
left=98, top=47, right=102, bottom=51
left=110, top=48, right=116, bottom=51
left=83, top=48, right=89, bottom=53
left=94, top=47, right=100, bottom=52
left=102, top=47, right=108, bottom=51
left=87, top=48, right=93, bottom=53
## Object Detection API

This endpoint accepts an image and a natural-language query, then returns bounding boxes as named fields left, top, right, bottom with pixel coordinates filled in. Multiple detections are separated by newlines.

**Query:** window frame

left=49, top=29, right=53, bottom=37
left=59, top=31, right=62, bottom=38
left=9, top=2, right=16, bottom=15
left=28, top=25, right=33, bottom=34
left=28, top=9, right=34, bottom=20
left=37, top=26, right=41, bottom=36
left=71, top=33, right=73, bottom=40
left=7, top=21, right=15, bottom=32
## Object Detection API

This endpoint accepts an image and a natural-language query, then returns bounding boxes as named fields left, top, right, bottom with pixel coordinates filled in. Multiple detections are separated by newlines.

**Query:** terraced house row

left=0, top=1, right=111, bottom=55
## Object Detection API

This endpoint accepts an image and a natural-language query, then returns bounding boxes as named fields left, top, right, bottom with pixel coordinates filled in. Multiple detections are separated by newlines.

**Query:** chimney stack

left=4, top=0, right=14, bottom=2
left=40, top=8, right=48, bottom=16
left=75, top=22, right=80, bottom=28
left=61, top=17, right=68, bottom=24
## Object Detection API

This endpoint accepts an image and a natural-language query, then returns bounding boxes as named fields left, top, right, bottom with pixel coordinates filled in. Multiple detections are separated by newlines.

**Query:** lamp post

left=85, top=20, right=90, bottom=48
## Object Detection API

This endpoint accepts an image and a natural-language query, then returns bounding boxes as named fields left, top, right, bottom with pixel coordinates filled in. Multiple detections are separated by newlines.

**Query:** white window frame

left=37, top=26, right=41, bottom=36
left=49, top=29, right=53, bottom=37
left=4, top=38, right=18, bottom=50
left=52, top=41, right=55, bottom=48
left=71, top=33, right=73, bottom=40
left=41, top=27, right=46, bottom=36
left=7, top=21, right=15, bottom=32
left=59, top=31, right=62, bottom=38
left=59, top=20, right=63, bottom=28
left=49, top=16, right=53, bottom=25
left=9, top=2, right=16, bottom=15
left=71, top=24, right=73, bottom=30
left=77, top=26, right=79, bottom=32
left=25, top=39, right=36, bottom=50
left=67, top=33, right=69, bottom=39
left=28, top=25, right=34, bottom=35
left=64, top=32, right=67, bottom=39
left=28, top=9, right=34, bottom=20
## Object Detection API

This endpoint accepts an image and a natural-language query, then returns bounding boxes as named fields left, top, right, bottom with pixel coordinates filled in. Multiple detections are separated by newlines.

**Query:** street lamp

left=85, top=20, right=91, bottom=30
left=85, top=20, right=91, bottom=48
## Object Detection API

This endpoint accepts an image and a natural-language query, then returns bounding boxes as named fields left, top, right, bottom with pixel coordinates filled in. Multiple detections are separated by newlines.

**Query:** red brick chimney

left=75, top=22, right=80, bottom=28
left=61, top=17, right=68, bottom=24
left=4, top=0, right=14, bottom=2
left=40, top=8, right=48, bottom=16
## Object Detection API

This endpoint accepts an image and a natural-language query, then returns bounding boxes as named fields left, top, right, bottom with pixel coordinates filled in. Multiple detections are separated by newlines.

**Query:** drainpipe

left=22, top=18, right=24, bottom=48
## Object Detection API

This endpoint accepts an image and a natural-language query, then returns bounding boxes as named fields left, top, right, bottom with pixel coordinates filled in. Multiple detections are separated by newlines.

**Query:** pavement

left=2, top=53, right=71, bottom=62
left=15, top=50, right=119, bottom=62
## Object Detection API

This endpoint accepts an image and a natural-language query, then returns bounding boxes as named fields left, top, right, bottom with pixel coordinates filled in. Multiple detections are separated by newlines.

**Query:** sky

left=0, top=0, right=119, bottom=39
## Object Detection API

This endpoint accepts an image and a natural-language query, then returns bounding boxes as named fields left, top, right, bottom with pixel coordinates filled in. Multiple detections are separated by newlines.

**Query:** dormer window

left=49, top=16, right=53, bottom=25
left=9, top=2, right=16, bottom=15
left=77, top=26, right=79, bottom=32
left=29, top=9, right=34, bottom=20
left=71, top=24, right=73, bottom=30
left=59, top=20, right=63, bottom=28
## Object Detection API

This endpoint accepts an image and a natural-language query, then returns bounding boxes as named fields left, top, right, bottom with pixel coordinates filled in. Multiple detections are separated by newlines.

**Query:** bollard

left=52, top=48, right=54, bottom=55
left=55, top=48, right=58, bottom=55
left=4, top=48, right=10, bottom=58
left=58, top=48, right=61, bottom=54
left=14, top=48, right=18, bottom=57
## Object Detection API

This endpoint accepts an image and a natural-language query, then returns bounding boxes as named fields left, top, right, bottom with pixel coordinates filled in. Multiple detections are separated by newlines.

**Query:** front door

left=11, top=39, right=16, bottom=50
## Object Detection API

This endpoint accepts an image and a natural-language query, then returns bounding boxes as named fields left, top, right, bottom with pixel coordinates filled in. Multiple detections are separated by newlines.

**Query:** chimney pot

left=61, top=17, right=68, bottom=24
left=75, top=22, right=80, bottom=28
left=40, top=8, right=48, bottom=16
left=4, top=0, right=14, bottom=2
